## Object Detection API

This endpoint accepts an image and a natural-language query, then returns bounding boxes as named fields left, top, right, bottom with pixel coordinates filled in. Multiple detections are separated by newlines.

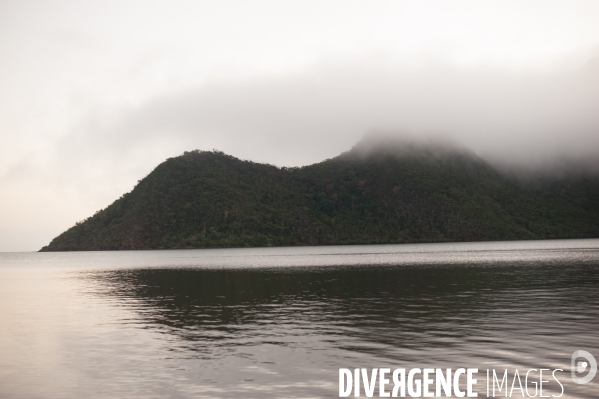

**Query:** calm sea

left=0, top=240, right=598, bottom=398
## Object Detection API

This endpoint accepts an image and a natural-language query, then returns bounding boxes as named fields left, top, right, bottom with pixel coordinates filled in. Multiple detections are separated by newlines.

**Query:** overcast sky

left=1, top=0, right=599, bottom=251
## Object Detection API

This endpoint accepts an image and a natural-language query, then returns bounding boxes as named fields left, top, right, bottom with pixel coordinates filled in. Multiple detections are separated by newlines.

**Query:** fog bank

left=77, top=56, right=599, bottom=167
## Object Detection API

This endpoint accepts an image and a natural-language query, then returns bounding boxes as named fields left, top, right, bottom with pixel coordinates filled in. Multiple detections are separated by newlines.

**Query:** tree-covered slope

left=40, top=142, right=599, bottom=251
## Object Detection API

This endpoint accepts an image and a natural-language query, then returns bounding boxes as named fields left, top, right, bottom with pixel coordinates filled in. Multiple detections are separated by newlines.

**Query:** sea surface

left=0, top=239, right=598, bottom=398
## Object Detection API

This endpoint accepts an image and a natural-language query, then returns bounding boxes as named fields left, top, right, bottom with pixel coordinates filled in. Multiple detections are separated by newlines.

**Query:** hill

left=40, top=140, right=599, bottom=251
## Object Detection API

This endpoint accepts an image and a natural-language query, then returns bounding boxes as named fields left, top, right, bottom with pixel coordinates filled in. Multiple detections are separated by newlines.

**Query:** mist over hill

left=40, top=137, right=599, bottom=251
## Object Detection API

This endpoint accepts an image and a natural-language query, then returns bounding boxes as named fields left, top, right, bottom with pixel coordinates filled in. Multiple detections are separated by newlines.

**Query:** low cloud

left=69, top=56, right=599, bottom=168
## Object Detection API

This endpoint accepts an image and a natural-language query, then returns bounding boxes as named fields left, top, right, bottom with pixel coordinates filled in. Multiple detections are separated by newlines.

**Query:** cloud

left=67, top=55, right=599, bottom=167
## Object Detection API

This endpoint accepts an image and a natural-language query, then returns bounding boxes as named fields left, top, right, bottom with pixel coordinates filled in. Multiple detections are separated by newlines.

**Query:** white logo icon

left=571, top=350, right=597, bottom=384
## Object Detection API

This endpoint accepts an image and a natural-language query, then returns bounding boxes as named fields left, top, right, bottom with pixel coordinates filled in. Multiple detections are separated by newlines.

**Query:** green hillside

left=40, top=141, right=599, bottom=251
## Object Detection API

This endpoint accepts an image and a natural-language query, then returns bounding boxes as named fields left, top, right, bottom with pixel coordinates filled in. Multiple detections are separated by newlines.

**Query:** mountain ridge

left=40, top=140, right=599, bottom=251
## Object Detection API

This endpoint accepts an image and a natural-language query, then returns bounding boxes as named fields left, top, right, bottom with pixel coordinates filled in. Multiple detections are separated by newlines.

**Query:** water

left=0, top=239, right=598, bottom=398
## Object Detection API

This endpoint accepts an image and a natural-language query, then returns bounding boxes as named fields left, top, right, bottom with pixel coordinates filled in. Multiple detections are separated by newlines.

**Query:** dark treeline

left=40, top=141, right=599, bottom=251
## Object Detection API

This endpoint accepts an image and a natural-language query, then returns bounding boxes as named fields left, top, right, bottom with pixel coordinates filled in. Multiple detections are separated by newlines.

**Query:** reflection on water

left=0, top=240, right=598, bottom=398
left=90, top=262, right=599, bottom=398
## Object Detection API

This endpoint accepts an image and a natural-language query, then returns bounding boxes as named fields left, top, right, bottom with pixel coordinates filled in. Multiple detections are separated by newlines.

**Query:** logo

left=571, top=350, right=597, bottom=384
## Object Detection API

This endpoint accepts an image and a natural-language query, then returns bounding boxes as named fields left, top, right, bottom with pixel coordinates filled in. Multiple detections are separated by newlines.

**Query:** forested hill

left=40, top=141, right=599, bottom=251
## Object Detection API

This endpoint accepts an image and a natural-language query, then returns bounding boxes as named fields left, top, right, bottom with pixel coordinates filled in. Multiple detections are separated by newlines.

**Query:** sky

left=1, top=0, right=599, bottom=251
